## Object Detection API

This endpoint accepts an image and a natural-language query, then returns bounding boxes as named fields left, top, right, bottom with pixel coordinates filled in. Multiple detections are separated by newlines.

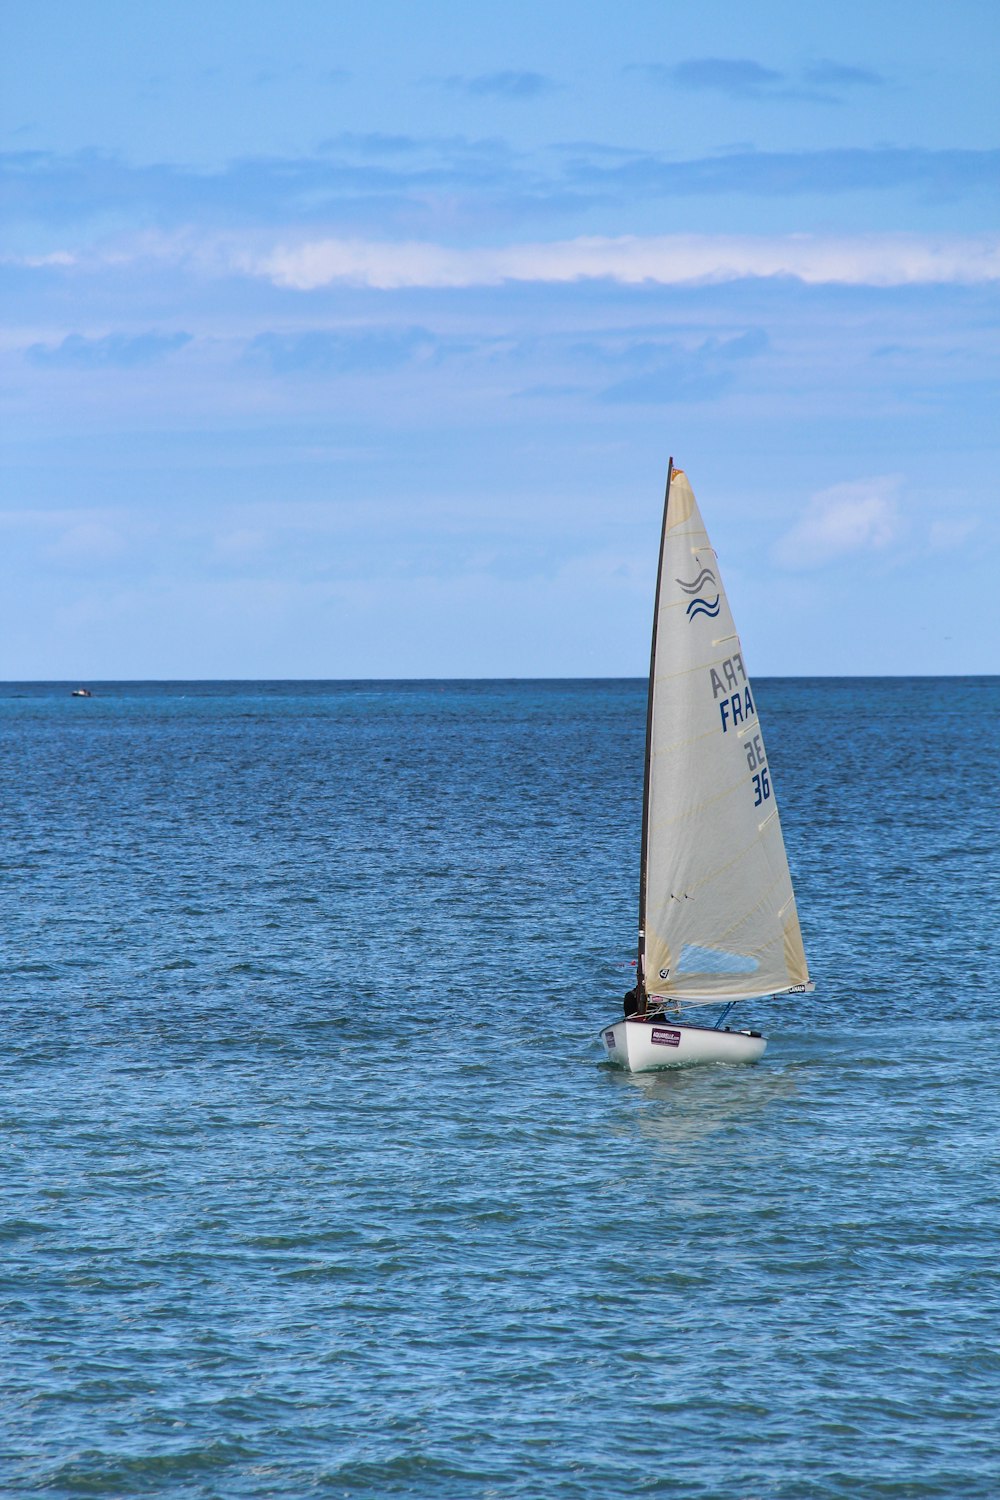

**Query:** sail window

left=676, top=943, right=759, bottom=976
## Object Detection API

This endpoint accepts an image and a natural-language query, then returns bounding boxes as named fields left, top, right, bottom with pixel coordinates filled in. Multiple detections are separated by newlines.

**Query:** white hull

left=600, top=1016, right=766, bottom=1071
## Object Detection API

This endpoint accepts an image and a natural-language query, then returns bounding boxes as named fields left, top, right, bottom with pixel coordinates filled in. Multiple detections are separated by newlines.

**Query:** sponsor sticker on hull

left=651, top=1028, right=681, bottom=1047
left=603, top=1030, right=617, bottom=1049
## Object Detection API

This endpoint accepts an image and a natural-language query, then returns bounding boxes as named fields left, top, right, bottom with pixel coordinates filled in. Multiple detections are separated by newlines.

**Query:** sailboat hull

left=600, top=1017, right=766, bottom=1071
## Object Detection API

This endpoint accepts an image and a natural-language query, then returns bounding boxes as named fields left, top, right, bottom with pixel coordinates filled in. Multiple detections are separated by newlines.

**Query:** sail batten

left=639, top=468, right=810, bottom=1006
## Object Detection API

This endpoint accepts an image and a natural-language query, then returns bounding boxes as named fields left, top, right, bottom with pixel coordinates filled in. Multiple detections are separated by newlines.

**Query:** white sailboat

left=602, top=462, right=812, bottom=1070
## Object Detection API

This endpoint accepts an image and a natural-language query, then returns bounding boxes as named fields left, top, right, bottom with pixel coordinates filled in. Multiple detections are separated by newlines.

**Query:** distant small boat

left=70, top=688, right=92, bottom=698
left=601, top=461, right=812, bottom=1071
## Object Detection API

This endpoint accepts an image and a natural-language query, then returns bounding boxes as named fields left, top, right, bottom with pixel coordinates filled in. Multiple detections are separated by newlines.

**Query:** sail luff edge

left=637, top=457, right=673, bottom=1006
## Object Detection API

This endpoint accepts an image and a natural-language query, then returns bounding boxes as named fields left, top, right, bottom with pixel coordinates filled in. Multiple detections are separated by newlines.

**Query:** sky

left=2, top=0, right=998, bottom=678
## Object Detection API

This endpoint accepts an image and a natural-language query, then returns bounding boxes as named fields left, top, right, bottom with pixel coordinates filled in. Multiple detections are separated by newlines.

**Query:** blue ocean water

left=2, top=677, right=998, bottom=1499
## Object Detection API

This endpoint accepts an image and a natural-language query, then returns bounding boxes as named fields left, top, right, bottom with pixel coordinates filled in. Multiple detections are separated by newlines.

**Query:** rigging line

left=649, top=988, right=787, bottom=1005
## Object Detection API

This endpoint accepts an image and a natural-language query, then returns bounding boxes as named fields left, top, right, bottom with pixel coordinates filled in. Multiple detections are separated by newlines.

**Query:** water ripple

left=2, top=679, right=998, bottom=1497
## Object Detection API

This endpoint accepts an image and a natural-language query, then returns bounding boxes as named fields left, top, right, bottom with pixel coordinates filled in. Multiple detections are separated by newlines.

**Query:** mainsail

left=639, top=468, right=810, bottom=1005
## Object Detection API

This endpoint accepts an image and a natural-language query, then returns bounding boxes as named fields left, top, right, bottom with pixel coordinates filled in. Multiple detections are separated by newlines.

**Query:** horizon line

left=3, top=673, right=997, bottom=687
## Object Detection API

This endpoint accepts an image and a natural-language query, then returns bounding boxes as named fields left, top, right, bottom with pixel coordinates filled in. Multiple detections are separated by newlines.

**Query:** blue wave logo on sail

left=676, top=567, right=720, bottom=622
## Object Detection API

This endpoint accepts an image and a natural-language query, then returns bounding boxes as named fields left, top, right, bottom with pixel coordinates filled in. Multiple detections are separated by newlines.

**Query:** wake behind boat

left=602, top=462, right=812, bottom=1071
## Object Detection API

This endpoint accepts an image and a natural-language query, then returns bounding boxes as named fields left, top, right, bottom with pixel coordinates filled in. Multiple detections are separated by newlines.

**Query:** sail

left=640, top=469, right=810, bottom=1005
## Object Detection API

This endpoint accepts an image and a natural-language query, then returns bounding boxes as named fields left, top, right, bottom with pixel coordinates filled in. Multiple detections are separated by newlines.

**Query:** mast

left=637, top=457, right=673, bottom=1008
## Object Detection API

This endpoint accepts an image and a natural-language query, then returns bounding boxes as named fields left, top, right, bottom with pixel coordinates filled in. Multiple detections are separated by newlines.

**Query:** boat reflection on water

left=599, top=1056, right=798, bottom=1148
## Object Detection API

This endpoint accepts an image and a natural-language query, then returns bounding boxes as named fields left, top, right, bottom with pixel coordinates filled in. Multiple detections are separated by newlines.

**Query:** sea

left=2, top=677, right=998, bottom=1499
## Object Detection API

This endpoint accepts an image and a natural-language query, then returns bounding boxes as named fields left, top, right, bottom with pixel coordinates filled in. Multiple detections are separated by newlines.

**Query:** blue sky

left=2, top=0, right=998, bottom=677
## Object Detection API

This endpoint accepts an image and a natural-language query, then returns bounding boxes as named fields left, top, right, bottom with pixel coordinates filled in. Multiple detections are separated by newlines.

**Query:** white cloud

left=0, top=508, right=149, bottom=567
left=928, top=517, right=979, bottom=551
left=238, top=232, right=1000, bottom=292
left=0, top=251, right=76, bottom=268
left=11, top=230, right=999, bottom=292
left=772, top=477, right=902, bottom=569
left=45, top=521, right=128, bottom=564
left=213, top=527, right=269, bottom=560
left=0, top=506, right=116, bottom=533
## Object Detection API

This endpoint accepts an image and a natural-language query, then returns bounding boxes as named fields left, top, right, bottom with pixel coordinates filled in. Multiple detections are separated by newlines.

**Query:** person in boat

left=624, top=986, right=669, bottom=1021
